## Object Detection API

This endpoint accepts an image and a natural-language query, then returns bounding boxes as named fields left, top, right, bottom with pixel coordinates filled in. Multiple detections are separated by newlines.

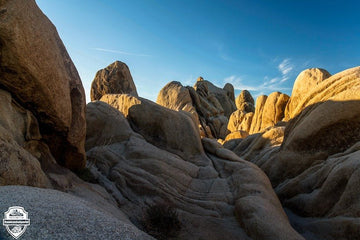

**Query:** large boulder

left=227, top=110, right=253, bottom=133
left=100, top=94, right=206, bottom=163
left=86, top=102, right=304, bottom=240
left=85, top=101, right=136, bottom=151
left=229, top=66, right=360, bottom=239
left=260, top=92, right=289, bottom=130
left=156, top=78, right=235, bottom=139
left=284, top=68, right=331, bottom=120
left=0, top=186, right=154, bottom=240
left=0, top=0, right=86, bottom=170
left=235, top=90, right=255, bottom=113
left=249, top=95, right=268, bottom=133
left=90, top=61, right=138, bottom=101
left=156, top=81, right=199, bottom=123
left=248, top=93, right=289, bottom=134
left=0, top=90, right=51, bottom=187
left=194, top=78, right=236, bottom=118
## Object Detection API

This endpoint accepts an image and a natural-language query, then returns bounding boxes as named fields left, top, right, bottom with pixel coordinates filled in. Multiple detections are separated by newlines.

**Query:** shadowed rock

left=86, top=100, right=304, bottom=240
left=100, top=94, right=206, bottom=163
left=228, top=66, right=360, bottom=240
left=90, top=61, right=138, bottom=101
left=0, top=0, right=86, bottom=170
left=235, top=90, right=255, bottom=112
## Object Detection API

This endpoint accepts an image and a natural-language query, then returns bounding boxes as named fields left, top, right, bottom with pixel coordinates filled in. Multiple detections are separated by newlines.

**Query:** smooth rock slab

left=0, top=186, right=153, bottom=240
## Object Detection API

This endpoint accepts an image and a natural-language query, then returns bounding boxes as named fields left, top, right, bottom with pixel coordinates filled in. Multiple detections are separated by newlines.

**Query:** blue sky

left=36, top=0, right=360, bottom=102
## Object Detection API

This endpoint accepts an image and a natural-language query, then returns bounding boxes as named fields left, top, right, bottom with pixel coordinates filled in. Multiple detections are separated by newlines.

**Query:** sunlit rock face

left=157, top=78, right=236, bottom=139
left=284, top=68, right=331, bottom=121
left=228, top=66, right=360, bottom=240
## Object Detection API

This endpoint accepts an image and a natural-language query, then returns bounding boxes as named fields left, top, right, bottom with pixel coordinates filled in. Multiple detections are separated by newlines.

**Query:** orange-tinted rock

left=284, top=68, right=331, bottom=120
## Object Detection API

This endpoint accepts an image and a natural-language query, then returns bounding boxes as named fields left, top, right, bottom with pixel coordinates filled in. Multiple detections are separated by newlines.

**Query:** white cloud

left=278, top=58, right=293, bottom=75
left=224, top=75, right=259, bottom=91
left=93, top=48, right=151, bottom=57
left=223, top=75, right=291, bottom=93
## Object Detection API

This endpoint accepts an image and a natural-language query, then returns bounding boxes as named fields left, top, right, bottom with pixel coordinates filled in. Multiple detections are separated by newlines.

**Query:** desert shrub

left=143, top=202, right=182, bottom=240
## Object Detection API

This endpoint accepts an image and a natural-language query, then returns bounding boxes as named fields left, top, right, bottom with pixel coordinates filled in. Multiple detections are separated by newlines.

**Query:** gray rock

left=0, top=186, right=154, bottom=240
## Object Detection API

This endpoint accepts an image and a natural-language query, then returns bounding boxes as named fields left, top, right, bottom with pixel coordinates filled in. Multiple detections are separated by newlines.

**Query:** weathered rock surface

left=260, top=92, right=289, bottom=131
left=157, top=78, right=236, bottom=139
left=156, top=81, right=199, bottom=124
left=235, top=90, right=255, bottom=112
left=90, top=61, right=138, bottom=101
left=86, top=100, right=304, bottom=240
left=284, top=67, right=358, bottom=120
left=0, top=186, right=154, bottom=240
left=100, top=94, right=206, bottom=163
left=0, top=90, right=51, bottom=187
left=227, top=110, right=253, bottom=133
left=224, top=130, right=249, bottom=141
left=226, top=91, right=288, bottom=140
left=0, top=0, right=86, bottom=170
left=229, top=66, right=360, bottom=240
left=85, top=101, right=136, bottom=151
left=249, top=95, right=268, bottom=133
left=195, top=78, right=236, bottom=118
left=246, top=92, right=289, bottom=134
left=284, top=68, right=331, bottom=120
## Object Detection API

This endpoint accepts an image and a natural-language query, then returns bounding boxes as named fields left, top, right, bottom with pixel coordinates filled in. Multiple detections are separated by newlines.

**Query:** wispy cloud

left=93, top=48, right=151, bottom=57
left=224, top=75, right=259, bottom=91
left=278, top=58, right=293, bottom=75
left=223, top=75, right=292, bottom=92
left=262, top=58, right=294, bottom=86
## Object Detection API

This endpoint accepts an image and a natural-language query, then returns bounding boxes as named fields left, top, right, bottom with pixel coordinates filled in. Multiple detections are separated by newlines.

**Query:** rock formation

left=86, top=100, right=304, bottom=240
left=100, top=94, right=205, bottom=162
left=157, top=77, right=236, bottom=139
left=90, top=61, right=138, bottom=101
left=226, top=91, right=289, bottom=141
left=235, top=90, right=255, bottom=113
left=284, top=68, right=331, bottom=120
left=0, top=0, right=86, bottom=170
left=1, top=1, right=360, bottom=239
left=228, top=66, right=360, bottom=239
left=0, top=1, right=153, bottom=239
left=0, top=186, right=154, bottom=240
left=227, top=110, right=253, bottom=133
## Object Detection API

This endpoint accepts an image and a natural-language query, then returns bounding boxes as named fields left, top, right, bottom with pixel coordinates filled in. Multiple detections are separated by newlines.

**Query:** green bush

left=143, top=202, right=181, bottom=240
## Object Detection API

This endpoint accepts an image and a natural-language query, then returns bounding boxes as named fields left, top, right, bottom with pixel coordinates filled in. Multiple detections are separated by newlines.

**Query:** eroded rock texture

left=228, top=66, right=360, bottom=240
left=157, top=78, right=236, bottom=139
left=0, top=0, right=86, bottom=170
left=86, top=100, right=303, bottom=240
left=90, top=61, right=138, bottom=101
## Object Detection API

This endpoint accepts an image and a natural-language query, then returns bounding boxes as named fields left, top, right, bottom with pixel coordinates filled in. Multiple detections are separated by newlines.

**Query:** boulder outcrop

left=100, top=94, right=206, bottom=163
left=0, top=0, right=86, bottom=170
left=235, top=90, right=255, bottom=113
left=90, top=61, right=138, bottom=101
left=86, top=100, right=304, bottom=240
left=249, top=95, right=268, bottom=133
left=0, top=186, right=154, bottom=240
left=284, top=68, right=331, bottom=120
left=227, top=110, right=253, bottom=133
left=157, top=77, right=236, bottom=139
left=228, top=66, right=360, bottom=240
